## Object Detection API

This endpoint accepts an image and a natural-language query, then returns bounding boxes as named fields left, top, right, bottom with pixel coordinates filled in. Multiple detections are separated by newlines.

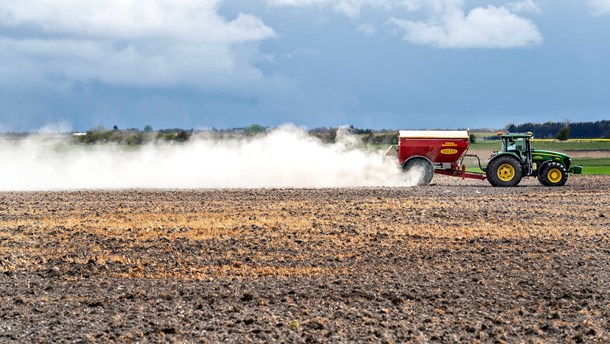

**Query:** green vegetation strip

left=573, top=158, right=610, bottom=175
left=578, top=166, right=610, bottom=175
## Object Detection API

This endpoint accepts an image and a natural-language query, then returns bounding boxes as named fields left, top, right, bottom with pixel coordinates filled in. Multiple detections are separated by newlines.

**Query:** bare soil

left=561, top=150, right=610, bottom=158
left=1, top=175, right=609, bottom=343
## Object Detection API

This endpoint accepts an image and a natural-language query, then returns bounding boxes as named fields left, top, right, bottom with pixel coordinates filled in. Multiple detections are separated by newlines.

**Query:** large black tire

left=537, top=161, right=568, bottom=186
left=487, top=155, right=523, bottom=187
left=403, top=157, right=434, bottom=186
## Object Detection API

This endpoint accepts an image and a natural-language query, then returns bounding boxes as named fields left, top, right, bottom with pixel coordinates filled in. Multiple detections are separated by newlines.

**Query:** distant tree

left=80, top=126, right=112, bottom=144
left=113, top=125, right=119, bottom=131
left=157, top=132, right=177, bottom=141
left=175, top=130, right=191, bottom=142
left=348, top=125, right=372, bottom=135
left=362, top=132, right=374, bottom=143
left=125, top=133, right=144, bottom=145
left=327, top=128, right=337, bottom=143
left=469, top=133, right=477, bottom=144
left=143, top=125, right=153, bottom=134
left=555, top=126, right=570, bottom=141
left=90, top=125, right=109, bottom=133
left=244, top=124, right=266, bottom=136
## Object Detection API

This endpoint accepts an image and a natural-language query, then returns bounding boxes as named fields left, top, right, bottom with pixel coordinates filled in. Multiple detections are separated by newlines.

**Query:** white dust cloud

left=0, top=125, right=424, bottom=191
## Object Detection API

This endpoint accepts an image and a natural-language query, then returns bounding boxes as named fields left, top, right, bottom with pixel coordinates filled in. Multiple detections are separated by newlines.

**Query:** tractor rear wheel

left=403, top=157, right=434, bottom=186
left=487, top=155, right=523, bottom=187
left=537, top=161, right=568, bottom=186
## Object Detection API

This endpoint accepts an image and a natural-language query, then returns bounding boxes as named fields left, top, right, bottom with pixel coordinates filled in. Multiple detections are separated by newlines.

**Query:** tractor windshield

left=503, top=137, right=527, bottom=154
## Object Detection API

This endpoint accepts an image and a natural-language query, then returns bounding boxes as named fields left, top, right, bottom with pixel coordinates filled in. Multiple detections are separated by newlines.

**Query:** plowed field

left=1, top=175, right=609, bottom=342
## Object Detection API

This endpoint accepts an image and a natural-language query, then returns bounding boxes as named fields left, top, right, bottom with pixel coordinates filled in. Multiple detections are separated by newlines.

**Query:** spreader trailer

left=391, top=130, right=582, bottom=187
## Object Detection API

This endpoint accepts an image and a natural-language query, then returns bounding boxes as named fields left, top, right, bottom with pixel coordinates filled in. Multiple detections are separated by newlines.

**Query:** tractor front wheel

left=403, top=157, right=434, bottom=186
left=487, top=155, right=523, bottom=187
left=537, top=161, right=568, bottom=186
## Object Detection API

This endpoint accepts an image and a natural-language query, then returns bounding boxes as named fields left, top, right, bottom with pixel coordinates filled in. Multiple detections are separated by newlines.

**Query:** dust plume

left=0, top=125, right=424, bottom=190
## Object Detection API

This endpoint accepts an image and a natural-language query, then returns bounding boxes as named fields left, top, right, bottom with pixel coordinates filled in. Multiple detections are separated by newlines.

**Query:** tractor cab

left=498, top=132, right=534, bottom=175
left=501, top=135, right=530, bottom=155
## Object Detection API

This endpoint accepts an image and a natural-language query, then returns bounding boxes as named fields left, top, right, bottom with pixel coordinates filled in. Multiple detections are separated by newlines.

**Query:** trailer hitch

left=464, top=154, right=486, bottom=172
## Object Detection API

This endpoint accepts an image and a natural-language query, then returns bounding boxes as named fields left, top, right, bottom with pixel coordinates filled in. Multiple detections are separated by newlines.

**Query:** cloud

left=283, top=47, right=321, bottom=59
left=389, top=1, right=543, bottom=48
left=268, top=0, right=542, bottom=48
left=0, top=0, right=275, bottom=89
left=357, top=24, right=377, bottom=36
left=589, top=0, right=610, bottom=15
left=267, top=0, right=392, bottom=18
left=508, top=0, right=541, bottom=14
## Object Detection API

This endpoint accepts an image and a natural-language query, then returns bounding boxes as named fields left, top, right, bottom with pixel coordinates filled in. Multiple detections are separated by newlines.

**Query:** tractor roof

left=500, top=132, right=533, bottom=139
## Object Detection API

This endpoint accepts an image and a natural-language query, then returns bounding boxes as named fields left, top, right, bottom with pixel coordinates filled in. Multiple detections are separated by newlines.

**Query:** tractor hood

left=531, top=149, right=573, bottom=160
left=532, top=149, right=583, bottom=174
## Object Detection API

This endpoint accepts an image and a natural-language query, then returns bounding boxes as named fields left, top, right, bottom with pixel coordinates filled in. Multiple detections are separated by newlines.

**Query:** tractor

left=393, top=130, right=582, bottom=187
left=485, top=132, right=582, bottom=187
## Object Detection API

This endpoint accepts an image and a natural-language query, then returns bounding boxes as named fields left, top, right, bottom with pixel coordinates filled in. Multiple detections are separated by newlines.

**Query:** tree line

left=506, top=120, right=610, bottom=140
left=74, top=125, right=192, bottom=145
left=4, top=121, right=608, bottom=144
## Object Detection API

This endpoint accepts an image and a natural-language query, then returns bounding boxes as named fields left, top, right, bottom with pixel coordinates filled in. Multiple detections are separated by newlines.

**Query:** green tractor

left=485, top=132, right=583, bottom=187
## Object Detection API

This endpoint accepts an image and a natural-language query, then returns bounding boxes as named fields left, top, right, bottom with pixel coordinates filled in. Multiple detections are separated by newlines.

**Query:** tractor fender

left=536, top=160, right=552, bottom=175
left=486, top=152, right=521, bottom=172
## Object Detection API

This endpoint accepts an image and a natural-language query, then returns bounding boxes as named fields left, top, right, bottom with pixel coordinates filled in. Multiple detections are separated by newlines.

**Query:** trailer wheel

left=487, top=155, right=522, bottom=187
left=537, top=161, right=567, bottom=186
left=403, top=157, right=434, bottom=186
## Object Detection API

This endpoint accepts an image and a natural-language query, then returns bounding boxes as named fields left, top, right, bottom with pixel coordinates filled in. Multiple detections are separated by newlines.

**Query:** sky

left=0, top=0, right=609, bottom=132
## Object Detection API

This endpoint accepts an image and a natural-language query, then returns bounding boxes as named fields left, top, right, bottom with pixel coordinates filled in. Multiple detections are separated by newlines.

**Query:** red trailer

left=393, top=130, right=486, bottom=185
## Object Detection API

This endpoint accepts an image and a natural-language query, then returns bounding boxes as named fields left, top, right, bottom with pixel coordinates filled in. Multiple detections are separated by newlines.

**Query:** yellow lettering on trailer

left=441, top=149, right=458, bottom=155
left=442, top=142, right=458, bottom=147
